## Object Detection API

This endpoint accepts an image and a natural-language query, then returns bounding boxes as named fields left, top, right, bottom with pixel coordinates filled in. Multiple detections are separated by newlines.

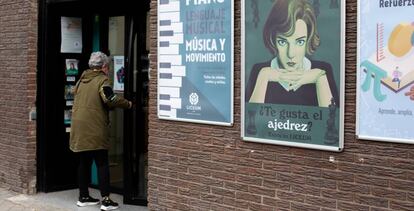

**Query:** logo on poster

left=187, top=93, right=201, bottom=111
left=189, top=93, right=199, bottom=105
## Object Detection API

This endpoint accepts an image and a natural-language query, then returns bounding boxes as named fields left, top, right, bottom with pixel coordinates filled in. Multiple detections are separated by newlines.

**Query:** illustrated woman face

left=275, top=19, right=307, bottom=71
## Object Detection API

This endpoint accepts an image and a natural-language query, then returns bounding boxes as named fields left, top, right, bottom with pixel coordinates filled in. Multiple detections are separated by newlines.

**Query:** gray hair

left=88, top=51, right=109, bottom=69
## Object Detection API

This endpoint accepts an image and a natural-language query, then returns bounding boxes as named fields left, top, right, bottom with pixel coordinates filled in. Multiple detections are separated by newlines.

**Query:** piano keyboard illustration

left=158, top=0, right=185, bottom=118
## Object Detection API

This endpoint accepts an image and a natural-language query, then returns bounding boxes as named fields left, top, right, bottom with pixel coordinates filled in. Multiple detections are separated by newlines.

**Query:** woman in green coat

left=70, top=51, right=132, bottom=211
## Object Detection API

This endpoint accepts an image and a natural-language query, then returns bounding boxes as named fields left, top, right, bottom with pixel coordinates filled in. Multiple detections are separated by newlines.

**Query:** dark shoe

left=77, top=195, right=100, bottom=207
left=100, top=196, right=119, bottom=210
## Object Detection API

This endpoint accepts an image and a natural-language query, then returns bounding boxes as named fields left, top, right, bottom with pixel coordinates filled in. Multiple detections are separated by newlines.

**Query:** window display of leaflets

left=64, top=109, right=72, bottom=124
left=65, top=59, right=79, bottom=76
left=63, top=58, right=79, bottom=132
left=67, top=76, right=76, bottom=82
left=64, top=85, right=75, bottom=100
left=66, top=100, right=74, bottom=106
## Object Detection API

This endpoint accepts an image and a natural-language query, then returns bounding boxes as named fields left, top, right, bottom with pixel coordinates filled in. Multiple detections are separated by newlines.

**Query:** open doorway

left=37, top=0, right=149, bottom=205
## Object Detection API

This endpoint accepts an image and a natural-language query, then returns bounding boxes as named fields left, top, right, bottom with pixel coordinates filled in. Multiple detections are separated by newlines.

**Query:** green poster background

left=243, top=0, right=343, bottom=150
left=244, top=0, right=341, bottom=83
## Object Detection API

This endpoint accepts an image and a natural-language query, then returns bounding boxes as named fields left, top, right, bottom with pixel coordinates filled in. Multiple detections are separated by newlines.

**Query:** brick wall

left=148, top=0, right=414, bottom=211
left=0, top=0, right=37, bottom=194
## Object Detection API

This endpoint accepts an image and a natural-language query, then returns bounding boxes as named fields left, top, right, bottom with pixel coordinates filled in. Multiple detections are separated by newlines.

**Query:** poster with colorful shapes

left=357, top=0, right=414, bottom=143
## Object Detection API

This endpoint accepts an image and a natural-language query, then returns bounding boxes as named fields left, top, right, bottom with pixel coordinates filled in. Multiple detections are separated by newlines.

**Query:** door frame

left=123, top=9, right=149, bottom=206
left=37, top=0, right=150, bottom=205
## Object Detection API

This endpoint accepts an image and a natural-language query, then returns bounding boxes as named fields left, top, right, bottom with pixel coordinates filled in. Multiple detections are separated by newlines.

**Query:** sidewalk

left=0, top=187, right=148, bottom=211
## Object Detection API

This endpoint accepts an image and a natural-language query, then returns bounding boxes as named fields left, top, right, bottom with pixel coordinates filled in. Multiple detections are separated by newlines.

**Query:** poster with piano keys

left=357, top=0, right=414, bottom=143
left=157, top=0, right=234, bottom=125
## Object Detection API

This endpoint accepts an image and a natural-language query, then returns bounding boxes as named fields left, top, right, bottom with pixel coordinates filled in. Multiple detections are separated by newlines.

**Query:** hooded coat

left=70, top=69, right=130, bottom=152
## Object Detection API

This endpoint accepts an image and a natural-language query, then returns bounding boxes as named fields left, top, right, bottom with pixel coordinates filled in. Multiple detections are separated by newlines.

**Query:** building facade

left=0, top=0, right=37, bottom=194
left=1, top=0, right=414, bottom=210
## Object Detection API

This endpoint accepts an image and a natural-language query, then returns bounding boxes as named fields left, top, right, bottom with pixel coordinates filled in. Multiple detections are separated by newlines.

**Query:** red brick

left=200, top=193, right=223, bottom=204
left=338, top=182, right=370, bottom=194
left=147, top=0, right=414, bottom=210
left=390, top=179, right=414, bottom=192
left=306, top=177, right=337, bottom=189
left=355, top=174, right=389, bottom=187
left=235, top=191, right=261, bottom=204
left=388, top=158, right=414, bottom=171
left=390, top=200, right=414, bottom=211
left=291, top=202, right=320, bottom=211
left=223, top=197, right=249, bottom=209
left=290, top=165, right=321, bottom=177
left=248, top=185, right=275, bottom=197
left=211, top=187, right=235, bottom=198
left=277, top=172, right=306, bottom=185
left=354, top=194, right=388, bottom=208
left=263, top=179, right=290, bottom=191
left=304, top=195, right=336, bottom=209
left=338, top=162, right=373, bottom=175
left=321, top=169, right=354, bottom=182
left=337, top=201, right=369, bottom=211
left=371, top=166, right=407, bottom=180
left=224, top=181, right=248, bottom=192
left=249, top=202, right=274, bottom=211
left=277, top=190, right=305, bottom=203
left=236, top=175, right=262, bottom=186
left=291, top=184, right=320, bottom=196
left=321, top=189, right=353, bottom=202
left=263, top=161, right=291, bottom=172
left=210, top=203, right=235, bottom=211
left=372, top=187, right=406, bottom=200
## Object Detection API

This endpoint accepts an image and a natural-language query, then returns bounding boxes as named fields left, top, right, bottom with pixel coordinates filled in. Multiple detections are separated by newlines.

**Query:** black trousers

left=77, top=150, right=110, bottom=198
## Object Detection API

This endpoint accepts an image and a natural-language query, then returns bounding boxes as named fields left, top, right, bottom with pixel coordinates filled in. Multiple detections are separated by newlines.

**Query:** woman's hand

left=283, top=68, right=332, bottom=107
left=258, top=67, right=286, bottom=82
left=249, top=67, right=285, bottom=103
left=284, top=68, right=326, bottom=91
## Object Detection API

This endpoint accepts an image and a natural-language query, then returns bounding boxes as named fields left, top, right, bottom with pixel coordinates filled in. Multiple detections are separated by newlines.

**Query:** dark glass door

left=37, top=1, right=94, bottom=192
left=37, top=1, right=149, bottom=205
left=123, top=11, right=149, bottom=206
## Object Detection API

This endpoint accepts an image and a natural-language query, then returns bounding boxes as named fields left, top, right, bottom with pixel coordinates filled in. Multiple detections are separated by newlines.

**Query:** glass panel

left=132, top=15, right=149, bottom=199
left=108, top=16, right=125, bottom=190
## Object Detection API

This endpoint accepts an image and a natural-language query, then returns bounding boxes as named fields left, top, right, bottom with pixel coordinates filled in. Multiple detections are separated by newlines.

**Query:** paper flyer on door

left=61, top=17, right=83, bottom=53
left=113, top=56, right=125, bottom=92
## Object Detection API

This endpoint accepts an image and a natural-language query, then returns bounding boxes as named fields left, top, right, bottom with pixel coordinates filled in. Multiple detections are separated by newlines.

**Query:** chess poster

left=157, top=0, right=233, bottom=125
left=242, top=0, right=345, bottom=151
left=357, top=0, right=414, bottom=143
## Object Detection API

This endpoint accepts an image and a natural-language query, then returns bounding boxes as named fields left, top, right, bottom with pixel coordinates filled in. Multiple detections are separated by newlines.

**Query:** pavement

left=0, top=187, right=148, bottom=211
